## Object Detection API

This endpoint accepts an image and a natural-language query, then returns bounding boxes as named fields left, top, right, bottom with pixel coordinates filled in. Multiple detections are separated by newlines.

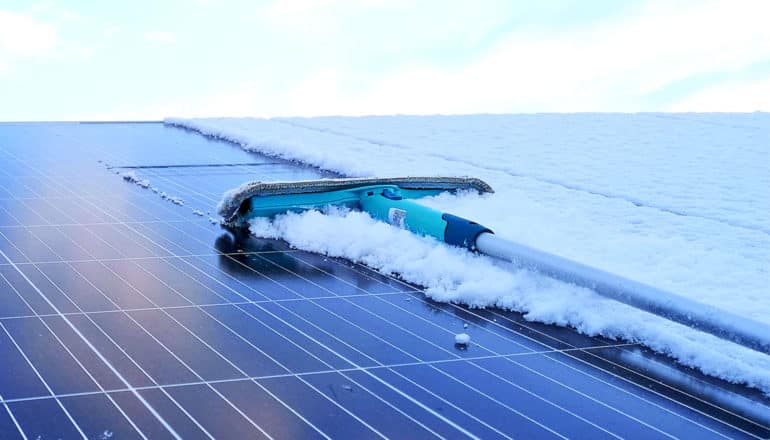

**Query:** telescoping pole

left=474, top=232, right=770, bottom=355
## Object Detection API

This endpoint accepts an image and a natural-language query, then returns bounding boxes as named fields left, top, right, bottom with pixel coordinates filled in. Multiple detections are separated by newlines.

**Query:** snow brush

left=220, top=177, right=770, bottom=355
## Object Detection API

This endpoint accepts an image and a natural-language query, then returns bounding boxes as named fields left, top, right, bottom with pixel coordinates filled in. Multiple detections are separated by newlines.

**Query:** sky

left=1, top=0, right=769, bottom=120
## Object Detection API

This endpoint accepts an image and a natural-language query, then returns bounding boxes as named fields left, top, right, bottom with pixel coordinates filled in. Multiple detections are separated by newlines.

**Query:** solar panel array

left=0, top=122, right=767, bottom=439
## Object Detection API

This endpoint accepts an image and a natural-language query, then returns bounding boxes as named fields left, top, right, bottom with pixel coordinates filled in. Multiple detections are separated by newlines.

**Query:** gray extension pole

left=474, top=233, right=770, bottom=355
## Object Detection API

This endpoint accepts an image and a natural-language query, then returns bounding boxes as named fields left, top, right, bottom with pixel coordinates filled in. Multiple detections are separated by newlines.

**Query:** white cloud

left=0, top=9, right=58, bottom=57
left=280, top=0, right=770, bottom=114
left=144, top=31, right=177, bottom=44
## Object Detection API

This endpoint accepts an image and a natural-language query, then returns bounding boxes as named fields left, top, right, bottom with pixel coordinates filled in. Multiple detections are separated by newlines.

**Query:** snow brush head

left=218, top=176, right=494, bottom=225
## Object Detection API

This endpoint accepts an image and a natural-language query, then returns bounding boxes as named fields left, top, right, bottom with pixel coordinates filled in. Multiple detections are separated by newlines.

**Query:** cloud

left=281, top=0, right=770, bottom=114
left=144, top=31, right=177, bottom=44
left=0, top=9, right=58, bottom=57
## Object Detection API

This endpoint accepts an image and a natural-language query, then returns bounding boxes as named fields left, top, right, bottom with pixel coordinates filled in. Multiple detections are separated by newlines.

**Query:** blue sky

left=1, top=0, right=769, bottom=120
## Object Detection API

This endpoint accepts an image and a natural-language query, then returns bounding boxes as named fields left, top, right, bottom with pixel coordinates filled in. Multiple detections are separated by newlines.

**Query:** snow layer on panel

left=166, top=114, right=770, bottom=324
left=166, top=114, right=770, bottom=392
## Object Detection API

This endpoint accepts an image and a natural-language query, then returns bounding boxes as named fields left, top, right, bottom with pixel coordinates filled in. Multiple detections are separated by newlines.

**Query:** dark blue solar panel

left=0, top=121, right=767, bottom=439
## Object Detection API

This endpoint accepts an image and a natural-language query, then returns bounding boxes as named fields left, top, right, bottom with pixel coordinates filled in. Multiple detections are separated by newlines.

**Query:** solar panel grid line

left=115, top=170, right=712, bottom=432
left=0, top=269, right=150, bottom=440
left=0, top=250, right=302, bottom=267
left=47, top=183, right=505, bottom=439
left=22, top=142, right=696, bottom=440
left=50, top=254, right=293, bottom=439
left=254, top=255, right=630, bottom=437
left=107, top=158, right=765, bottom=438
left=9, top=240, right=235, bottom=439
left=10, top=132, right=462, bottom=438
left=0, top=282, right=90, bottom=439
left=127, top=266, right=455, bottom=440
left=3, top=126, right=764, bottom=436
left=0, top=159, right=453, bottom=439
left=77, top=215, right=486, bottom=438
left=332, top=255, right=770, bottom=436
left=0, top=199, right=223, bottom=438
left=115, top=265, right=395, bottom=440
left=141, top=254, right=563, bottom=437
left=256, top=252, right=679, bottom=440
left=0, top=290, right=418, bottom=323
left=141, top=167, right=223, bottom=207
left=276, top=255, right=671, bottom=439
left=127, top=248, right=520, bottom=440
left=124, top=227, right=660, bottom=440
left=0, top=395, right=26, bottom=440
left=3, top=132, right=644, bottom=440
left=0, top=219, right=219, bottom=231
left=290, top=248, right=758, bottom=435
left=188, top=253, right=618, bottom=437
left=0, top=341, right=647, bottom=408
left=483, top=305, right=770, bottom=433
left=35, top=288, right=218, bottom=439
left=0, top=249, right=180, bottom=440
left=334, top=256, right=770, bottom=436
left=0, top=159, right=728, bottom=440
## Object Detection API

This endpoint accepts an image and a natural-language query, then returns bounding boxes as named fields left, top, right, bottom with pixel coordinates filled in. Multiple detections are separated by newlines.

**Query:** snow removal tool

left=220, top=176, right=770, bottom=355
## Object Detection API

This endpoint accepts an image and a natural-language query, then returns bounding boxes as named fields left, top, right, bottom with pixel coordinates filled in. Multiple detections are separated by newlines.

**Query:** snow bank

left=167, top=114, right=770, bottom=392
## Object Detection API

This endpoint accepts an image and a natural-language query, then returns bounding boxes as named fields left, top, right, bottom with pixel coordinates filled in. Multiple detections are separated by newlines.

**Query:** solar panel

left=0, top=122, right=767, bottom=439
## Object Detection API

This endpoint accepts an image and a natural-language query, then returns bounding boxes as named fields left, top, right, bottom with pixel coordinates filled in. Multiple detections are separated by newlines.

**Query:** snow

left=120, top=171, right=150, bottom=189
left=167, top=113, right=770, bottom=393
left=159, top=191, right=185, bottom=206
left=251, top=206, right=770, bottom=392
left=455, top=333, right=471, bottom=345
